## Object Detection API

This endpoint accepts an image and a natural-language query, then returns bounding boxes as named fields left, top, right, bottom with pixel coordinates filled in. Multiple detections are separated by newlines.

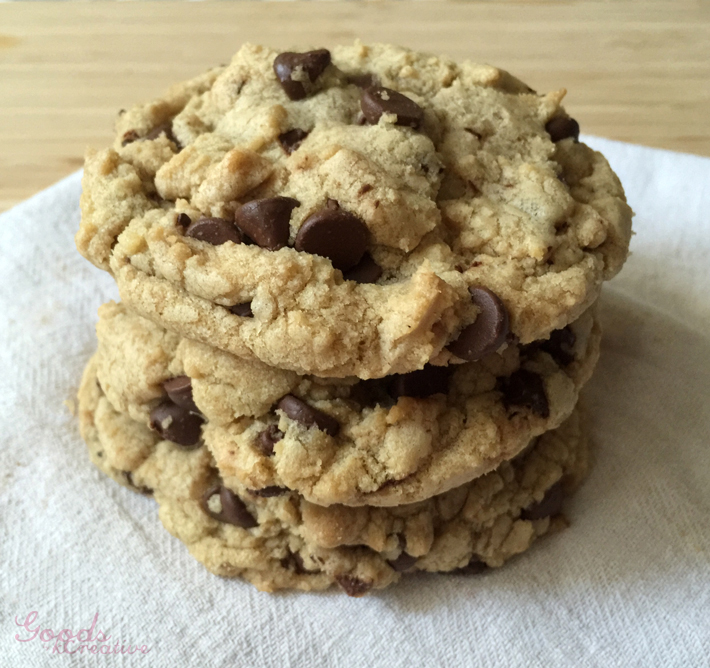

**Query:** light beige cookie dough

left=94, top=300, right=599, bottom=507
left=78, top=42, right=631, bottom=379
left=79, top=357, right=590, bottom=596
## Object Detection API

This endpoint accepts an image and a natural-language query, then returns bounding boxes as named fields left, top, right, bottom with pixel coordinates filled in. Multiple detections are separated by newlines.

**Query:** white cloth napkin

left=1, top=137, right=708, bottom=667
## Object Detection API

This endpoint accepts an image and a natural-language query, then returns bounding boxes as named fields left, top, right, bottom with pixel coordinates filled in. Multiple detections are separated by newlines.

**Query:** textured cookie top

left=94, top=300, right=598, bottom=507
left=79, top=355, right=589, bottom=596
left=79, top=42, right=631, bottom=378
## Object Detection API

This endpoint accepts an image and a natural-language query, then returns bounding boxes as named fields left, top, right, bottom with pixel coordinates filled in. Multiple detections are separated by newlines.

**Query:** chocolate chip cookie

left=78, top=42, right=631, bottom=379
left=93, top=300, right=599, bottom=507
left=79, top=355, right=590, bottom=596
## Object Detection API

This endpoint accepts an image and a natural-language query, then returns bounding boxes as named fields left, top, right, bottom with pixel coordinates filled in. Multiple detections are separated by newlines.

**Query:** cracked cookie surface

left=93, top=300, right=599, bottom=506
left=79, top=355, right=589, bottom=596
left=78, top=42, right=631, bottom=379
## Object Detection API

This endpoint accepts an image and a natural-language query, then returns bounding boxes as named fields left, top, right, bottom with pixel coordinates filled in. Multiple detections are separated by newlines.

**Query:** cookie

left=78, top=42, right=632, bottom=379
left=79, top=355, right=590, bottom=595
left=93, top=300, right=599, bottom=507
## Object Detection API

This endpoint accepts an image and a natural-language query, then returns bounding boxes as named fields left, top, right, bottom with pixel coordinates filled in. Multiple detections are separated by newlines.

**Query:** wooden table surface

left=1, top=1, right=708, bottom=213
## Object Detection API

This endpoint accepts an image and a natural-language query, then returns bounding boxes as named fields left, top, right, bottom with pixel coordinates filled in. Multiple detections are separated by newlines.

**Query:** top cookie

left=78, top=42, right=632, bottom=379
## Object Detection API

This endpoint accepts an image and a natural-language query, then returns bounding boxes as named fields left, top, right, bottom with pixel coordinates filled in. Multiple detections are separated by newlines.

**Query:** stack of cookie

left=76, top=43, right=632, bottom=595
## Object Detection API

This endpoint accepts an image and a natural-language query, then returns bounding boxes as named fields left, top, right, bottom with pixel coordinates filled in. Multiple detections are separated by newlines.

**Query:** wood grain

left=1, top=1, right=708, bottom=212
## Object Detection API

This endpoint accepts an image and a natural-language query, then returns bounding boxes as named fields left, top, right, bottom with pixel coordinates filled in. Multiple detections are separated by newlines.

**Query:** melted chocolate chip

left=335, top=575, right=373, bottom=597
left=176, top=213, right=192, bottom=229
left=499, top=369, right=550, bottom=418
left=229, top=302, right=253, bottom=318
left=360, top=86, right=424, bottom=129
left=162, top=376, right=198, bottom=412
left=521, top=481, right=564, bottom=520
left=541, top=326, right=576, bottom=366
left=276, top=395, right=340, bottom=437
left=342, top=252, right=382, bottom=284
left=248, top=486, right=289, bottom=498
left=281, top=552, right=318, bottom=575
left=448, top=287, right=510, bottom=361
left=451, top=558, right=488, bottom=575
left=278, top=128, right=309, bottom=154
left=122, top=124, right=180, bottom=148
left=546, top=116, right=580, bottom=142
left=235, top=197, right=299, bottom=250
left=145, top=122, right=178, bottom=145
left=256, top=425, right=283, bottom=456
left=201, top=485, right=257, bottom=528
left=185, top=217, right=242, bottom=245
left=146, top=192, right=164, bottom=205
left=389, top=364, right=450, bottom=399
left=149, top=401, right=204, bottom=446
left=348, top=378, right=395, bottom=409
left=121, top=130, right=139, bottom=146
left=295, top=202, right=368, bottom=271
left=123, top=471, right=153, bottom=495
left=273, top=49, right=331, bottom=100
left=388, top=552, right=417, bottom=572
left=348, top=73, right=378, bottom=89
left=522, top=325, right=577, bottom=368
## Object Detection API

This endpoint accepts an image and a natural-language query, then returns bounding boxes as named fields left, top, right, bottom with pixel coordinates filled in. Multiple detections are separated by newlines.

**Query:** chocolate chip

left=162, top=376, right=199, bottom=413
left=121, top=130, right=139, bottom=146
left=448, top=287, right=510, bottom=361
left=278, top=128, right=309, bottom=154
left=464, top=127, right=484, bottom=141
left=123, top=471, right=153, bottom=495
left=185, top=217, right=242, bottom=245
left=295, top=202, right=368, bottom=272
left=256, top=425, right=283, bottom=456
left=389, top=364, right=451, bottom=399
left=348, top=378, right=395, bottom=409
left=348, top=73, right=378, bottom=89
left=144, top=122, right=178, bottom=145
left=235, top=197, right=299, bottom=250
left=276, top=395, right=340, bottom=437
left=388, top=552, right=417, bottom=572
left=229, top=302, right=253, bottom=318
left=546, top=116, right=580, bottom=142
left=149, top=401, right=204, bottom=446
left=176, top=213, right=192, bottom=229
left=273, top=49, right=331, bottom=100
left=248, top=486, right=289, bottom=498
left=335, top=575, right=372, bottom=597
left=342, top=252, right=382, bottom=284
left=201, top=485, right=257, bottom=528
left=122, top=124, right=180, bottom=148
left=281, top=552, right=318, bottom=575
left=499, top=369, right=550, bottom=418
left=146, top=192, right=164, bottom=205
left=521, top=481, right=564, bottom=520
left=540, top=326, right=576, bottom=367
left=451, top=557, right=488, bottom=575
left=360, top=86, right=424, bottom=129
